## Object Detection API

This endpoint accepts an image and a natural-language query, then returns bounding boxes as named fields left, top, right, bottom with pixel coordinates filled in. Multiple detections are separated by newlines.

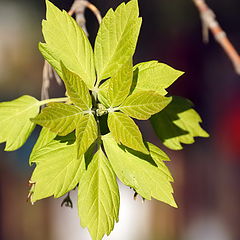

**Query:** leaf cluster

left=0, top=1, right=209, bottom=239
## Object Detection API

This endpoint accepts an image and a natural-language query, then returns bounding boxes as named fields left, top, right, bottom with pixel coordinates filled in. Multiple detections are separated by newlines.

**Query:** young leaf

left=61, top=62, right=92, bottom=111
left=146, top=142, right=173, bottom=182
left=150, top=96, right=209, bottom=150
left=94, top=0, right=142, bottom=83
left=132, top=61, right=184, bottom=95
left=0, top=95, right=39, bottom=151
left=108, top=112, right=148, bottom=154
left=31, top=103, right=80, bottom=136
left=103, top=134, right=177, bottom=208
left=39, top=0, right=96, bottom=89
left=98, top=81, right=111, bottom=107
left=107, top=59, right=133, bottom=107
left=98, top=59, right=132, bottom=108
left=30, top=128, right=57, bottom=165
left=75, top=114, right=98, bottom=157
left=122, top=143, right=173, bottom=182
left=78, top=148, right=120, bottom=240
left=30, top=138, right=85, bottom=203
left=119, top=90, right=172, bottom=120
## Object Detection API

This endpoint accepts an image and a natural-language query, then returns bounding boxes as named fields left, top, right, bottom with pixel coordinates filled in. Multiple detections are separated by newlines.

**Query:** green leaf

left=103, top=134, right=177, bottom=208
left=98, top=60, right=133, bottom=107
left=31, top=103, right=80, bottom=136
left=132, top=61, right=184, bottom=95
left=39, top=0, right=95, bottom=89
left=108, top=112, right=148, bottom=154
left=30, top=128, right=57, bottom=165
left=94, top=0, right=142, bottom=82
left=119, top=90, right=172, bottom=120
left=32, top=101, right=98, bottom=158
left=150, top=96, right=209, bottom=150
left=121, top=142, right=173, bottom=182
left=98, top=81, right=111, bottom=107
left=75, top=114, right=98, bottom=157
left=107, top=59, right=133, bottom=107
left=146, top=142, right=173, bottom=182
left=78, top=148, right=120, bottom=240
left=30, top=137, right=85, bottom=203
left=61, top=62, right=92, bottom=110
left=0, top=95, right=39, bottom=151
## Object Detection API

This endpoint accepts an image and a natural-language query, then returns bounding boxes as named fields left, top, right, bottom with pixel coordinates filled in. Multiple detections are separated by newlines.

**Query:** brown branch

left=41, top=61, right=63, bottom=101
left=41, top=61, right=51, bottom=101
left=68, top=0, right=89, bottom=36
left=68, top=0, right=102, bottom=33
left=193, top=0, right=240, bottom=75
left=86, top=2, right=102, bottom=24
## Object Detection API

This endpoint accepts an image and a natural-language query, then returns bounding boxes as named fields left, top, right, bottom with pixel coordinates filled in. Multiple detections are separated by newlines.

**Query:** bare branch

left=193, top=0, right=240, bottom=75
left=69, top=0, right=89, bottom=35
left=68, top=0, right=102, bottom=35
left=86, top=2, right=102, bottom=24
left=41, top=61, right=51, bottom=101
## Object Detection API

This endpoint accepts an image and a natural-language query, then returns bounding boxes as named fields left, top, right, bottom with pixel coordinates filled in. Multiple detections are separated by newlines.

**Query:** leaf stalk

left=38, top=97, right=69, bottom=106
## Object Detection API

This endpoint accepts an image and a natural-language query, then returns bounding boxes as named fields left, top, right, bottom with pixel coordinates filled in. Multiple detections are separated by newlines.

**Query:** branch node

left=193, top=0, right=240, bottom=75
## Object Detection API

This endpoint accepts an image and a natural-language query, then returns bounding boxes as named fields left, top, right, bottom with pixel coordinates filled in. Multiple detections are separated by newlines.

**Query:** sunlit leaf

left=94, top=0, right=142, bottom=83
left=75, top=114, right=98, bottom=157
left=30, top=137, right=85, bottom=203
left=0, top=95, right=39, bottom=151
left=30, top=128, right=57, bottom=165
left=61, top=62, right=92, bottom=111
left=146, top=142, right=173, bottom=182
left=98, top=80, right=111, bottom=107
left=78, top=148, right=119, bottom=240
left=39, top=0, right=95, bottom=89
left=103, top=134, right=177, bottom=207
left=108, top=112, right=148, bottom=154
left=132, top=61, right=184, bottom=95
left=120, top=90, right=171, bottom=120
left=31, top=103, right=80, bottom=136
left=108, top=59, right=133, bottom=107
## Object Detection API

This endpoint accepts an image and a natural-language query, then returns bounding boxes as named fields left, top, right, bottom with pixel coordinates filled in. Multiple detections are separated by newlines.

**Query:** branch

left=41, top=61, right=62, bottom=101
left=193, top=0, right=240, bottom=75
left=68, top=0, right=102, bottom=35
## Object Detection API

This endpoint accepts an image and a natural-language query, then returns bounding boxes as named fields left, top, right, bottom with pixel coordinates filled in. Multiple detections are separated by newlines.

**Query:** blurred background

left=0, top=0, right=240, bottom=239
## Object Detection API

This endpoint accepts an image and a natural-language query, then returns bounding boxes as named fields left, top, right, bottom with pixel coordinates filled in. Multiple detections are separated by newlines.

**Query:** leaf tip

left=171, top=200, right=178, bottom=208
left=201, top=130, right=210, bottom=138
left=45, top=0, right=54, bottom=10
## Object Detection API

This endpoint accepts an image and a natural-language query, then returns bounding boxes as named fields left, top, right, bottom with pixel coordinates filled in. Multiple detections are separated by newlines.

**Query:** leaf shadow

left=150, top=96, right=193, bottom=141
left=119, top=144, right=158, bottom=168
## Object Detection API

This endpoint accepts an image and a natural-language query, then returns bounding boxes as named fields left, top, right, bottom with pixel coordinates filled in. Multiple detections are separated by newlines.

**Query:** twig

left=41, top=61, right=51, bottom=100
left=86, top=2, right=102, bottom=24
left=68, top=0, right=89, bottom=36
left=41, top=61, right=62, bottom=101
left=68, top=0, right=102, bottom=33
left=193, top=0, right=240, bottom=75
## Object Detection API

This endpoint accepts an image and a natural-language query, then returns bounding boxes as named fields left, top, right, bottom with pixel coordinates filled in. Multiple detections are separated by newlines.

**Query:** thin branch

left=41, top=61, right=62, bottom=101
left=38, top=97, right=69, bottom=106
left=68, top=0, right=102, bottom=35
left=86, top=2, right=102, bottom=24
left=41, top=61, right=51, bottom=100
left=68, top=0, right=89, bottom=36
left=193, top=0, right=240, bottom=75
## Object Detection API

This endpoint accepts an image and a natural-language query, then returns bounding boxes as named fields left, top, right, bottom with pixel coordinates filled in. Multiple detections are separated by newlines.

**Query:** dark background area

left=0, top=0, right=240, bottom=239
